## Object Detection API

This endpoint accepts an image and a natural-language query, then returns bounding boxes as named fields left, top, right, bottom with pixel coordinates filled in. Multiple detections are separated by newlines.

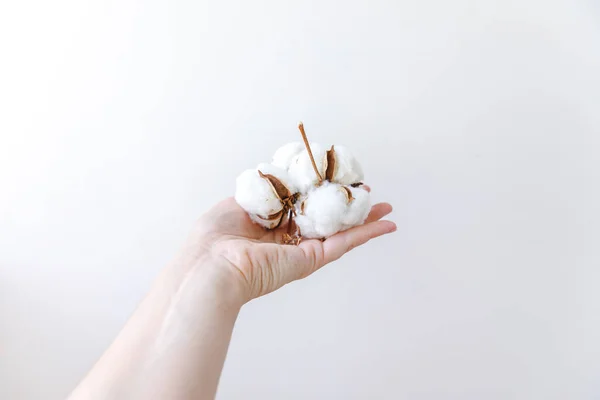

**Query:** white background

left=1, top=1, right=599, bottom=399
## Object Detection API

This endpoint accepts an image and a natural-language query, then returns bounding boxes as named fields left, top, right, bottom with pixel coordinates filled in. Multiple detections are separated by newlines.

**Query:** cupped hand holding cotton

left=234, top=122, right=370, bottom=243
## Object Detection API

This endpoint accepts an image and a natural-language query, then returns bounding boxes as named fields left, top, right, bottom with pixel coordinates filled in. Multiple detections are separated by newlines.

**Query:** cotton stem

left=298, top=122, right=323, bottom=182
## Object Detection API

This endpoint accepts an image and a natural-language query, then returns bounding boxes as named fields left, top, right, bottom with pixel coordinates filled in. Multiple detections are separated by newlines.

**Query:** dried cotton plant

left=235, top=123, right=370, bottom=244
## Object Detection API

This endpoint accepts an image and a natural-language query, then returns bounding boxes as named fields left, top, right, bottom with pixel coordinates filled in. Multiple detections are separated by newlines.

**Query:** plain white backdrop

left=1, top=0, right=599, bottom=399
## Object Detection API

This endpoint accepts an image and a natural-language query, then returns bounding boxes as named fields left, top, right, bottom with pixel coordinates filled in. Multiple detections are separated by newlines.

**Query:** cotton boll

left=331, top=145, right=364, bottom=185
left=341, top=186, right=371, bottom=229
left=295, top=183, right=372, bottom=238
left=234, top=125, right=369, bottom=239
left=294, top=182, right=349, bottom=238
left=235, top=169, right=283, bottom=228
left=235, top=164, right=296, bottom=229
left=272, top=142, right=304, bottom=170
left=288, top=142, right=327, bottom=193
left=255, top=162, right=298, bottom=194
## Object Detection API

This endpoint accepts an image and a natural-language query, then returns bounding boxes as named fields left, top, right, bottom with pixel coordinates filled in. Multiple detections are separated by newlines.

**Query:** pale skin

left=69, top=191, right=396, bottom=400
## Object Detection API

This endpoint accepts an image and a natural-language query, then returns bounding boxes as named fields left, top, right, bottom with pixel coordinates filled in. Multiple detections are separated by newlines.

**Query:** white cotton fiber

left=288, top=142, right=327, bottom=193
left=234, top=163, right=296, bottom=229
left=294, top=183, right=347, bottom=238
left=255, top=162, right=298, bottom=194
left=341, top=186, right=371, bottom=229
left=272, top=142, right=304, bottom=170
left=330, top=145, right=364, bottom=185
left=235, top=125, right=371, bottom=238
left=294, top=182, right=371, bottom=239
left=235, top=169, right=282, bottom=228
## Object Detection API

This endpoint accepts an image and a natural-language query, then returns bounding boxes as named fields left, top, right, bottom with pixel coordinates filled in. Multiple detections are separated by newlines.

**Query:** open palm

left=195, top=190, right=396, bottom=300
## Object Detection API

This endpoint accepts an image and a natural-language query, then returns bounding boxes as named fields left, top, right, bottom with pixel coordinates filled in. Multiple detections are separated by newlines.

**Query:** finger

left=364, top=202, right=393, bottom=224
left=293, top=238, right=329, bottom=277
left=280, top=204, right=394, bottom=278
left=286, top=219, right=396, bottom=280
left=322, top=220, right=397, bottom=264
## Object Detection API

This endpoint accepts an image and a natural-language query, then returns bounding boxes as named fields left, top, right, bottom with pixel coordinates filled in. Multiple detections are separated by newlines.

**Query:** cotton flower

left=294, top=182, right=371, bottom=239
left=340, top=185, right=371, bottom=230
left=287, top=143, right=364, bottom=192
left=234, top=163, right=297, bottom=229
left=234, top=122, right=370, bottom=243
left=327, top=145, right=364, bottom=186
left=288, top=142, right=327, bottom=193
left=271, top=142, right=304, bottom=170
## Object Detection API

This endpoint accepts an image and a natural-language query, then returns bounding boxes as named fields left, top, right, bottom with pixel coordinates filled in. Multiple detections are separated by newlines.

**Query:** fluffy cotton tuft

left=330, top=145, right=364, bottom=185
left=234, top=163, right=296, bottom=229
left=288, top=142, right=327, bottom=193
left=294, top=182, right=371, bottom=239
left=271, top=142, right=304, bottom=170
left=255, top=162, right=298, bottom=194
left=341, top=185, right=371, bottom=230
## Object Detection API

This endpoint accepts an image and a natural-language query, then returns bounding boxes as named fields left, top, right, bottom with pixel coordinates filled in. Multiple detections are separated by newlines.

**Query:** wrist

left=195, top=256, right=248, bottom=311
left=163, top=248, right=248, bottom=312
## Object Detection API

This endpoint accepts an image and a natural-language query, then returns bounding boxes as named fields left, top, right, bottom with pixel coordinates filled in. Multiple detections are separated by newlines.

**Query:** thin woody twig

left=298, top=122, right=323, bottom=182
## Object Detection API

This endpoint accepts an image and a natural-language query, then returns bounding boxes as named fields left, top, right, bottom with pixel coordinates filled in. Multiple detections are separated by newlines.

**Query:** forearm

left=68, top=196, right=395, bottom=399
left=70, top=254, right=243, bottom=400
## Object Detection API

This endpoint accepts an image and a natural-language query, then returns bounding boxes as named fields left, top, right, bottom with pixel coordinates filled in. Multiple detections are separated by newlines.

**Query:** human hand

left=70, top=192, right=395, bottom=399
left=189, top=188, right=396, bottom=303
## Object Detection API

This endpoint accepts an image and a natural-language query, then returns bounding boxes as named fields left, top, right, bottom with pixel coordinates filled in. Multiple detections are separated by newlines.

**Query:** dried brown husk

left=340, top=186, right=354, bottom=204
left=258, top=170, right=292, bottom=201
left=257, top=170, right=298, bottom=233
left=282, top=208, right=302, bottom=245
left=325, top=145, right=336, bottom=182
